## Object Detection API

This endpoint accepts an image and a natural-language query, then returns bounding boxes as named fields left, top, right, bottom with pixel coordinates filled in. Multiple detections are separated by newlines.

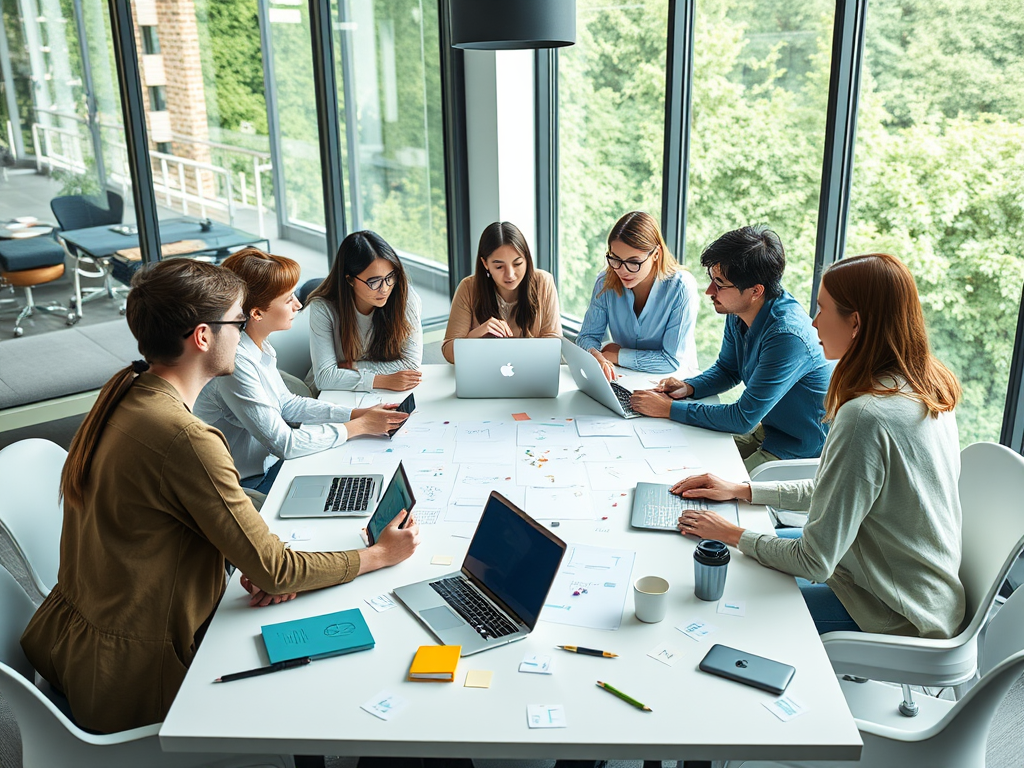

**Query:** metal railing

left=30, top=109, right=273, bottom=237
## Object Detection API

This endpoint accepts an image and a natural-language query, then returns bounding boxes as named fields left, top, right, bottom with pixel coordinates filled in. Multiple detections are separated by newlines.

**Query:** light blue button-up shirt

left=575, top=269, right=700, bottom=373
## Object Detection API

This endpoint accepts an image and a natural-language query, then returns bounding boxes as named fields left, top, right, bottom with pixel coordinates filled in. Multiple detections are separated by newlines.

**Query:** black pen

left=214, top=656, right=312, bottom=683
left=557, top=645, right=618, bottom=658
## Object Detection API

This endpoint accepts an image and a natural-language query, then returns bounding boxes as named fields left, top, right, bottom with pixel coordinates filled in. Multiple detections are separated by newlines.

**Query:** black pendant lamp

left=449, top=0, right=576, bottom=50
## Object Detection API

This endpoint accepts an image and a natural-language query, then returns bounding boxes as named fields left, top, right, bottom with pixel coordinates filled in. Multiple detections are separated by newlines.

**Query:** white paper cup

left=633, top=575, right=670, bottom=623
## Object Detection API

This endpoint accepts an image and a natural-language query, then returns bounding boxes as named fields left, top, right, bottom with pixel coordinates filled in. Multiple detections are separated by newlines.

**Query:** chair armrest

left=822, top=630, right=977, bottom=687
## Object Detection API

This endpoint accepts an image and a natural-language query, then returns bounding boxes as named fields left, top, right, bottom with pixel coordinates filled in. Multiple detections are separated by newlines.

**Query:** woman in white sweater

left=674, top=253, right=965, bottom=638
left=305, top=230, right=423, bottom=392
left=194, top=249, right=409, bottom=494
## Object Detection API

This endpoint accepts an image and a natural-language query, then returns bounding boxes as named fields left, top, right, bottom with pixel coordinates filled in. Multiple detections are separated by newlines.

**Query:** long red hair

left=822, top=253, right=960, bottom=420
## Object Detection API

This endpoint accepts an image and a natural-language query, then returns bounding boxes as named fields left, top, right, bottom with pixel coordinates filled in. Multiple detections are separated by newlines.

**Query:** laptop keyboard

left=430, top=577, right=520, bottom=640
left=638, top=484, right=725, bottom=528
left=610, top=381, right=640, bottom=417
left=324, top=476, right=374, bottom=513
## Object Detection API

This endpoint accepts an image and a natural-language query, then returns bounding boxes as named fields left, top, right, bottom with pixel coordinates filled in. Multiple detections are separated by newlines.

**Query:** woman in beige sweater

left=673, top=253, right=965, bottom=638
left=442, top=221, right=562, bottom=363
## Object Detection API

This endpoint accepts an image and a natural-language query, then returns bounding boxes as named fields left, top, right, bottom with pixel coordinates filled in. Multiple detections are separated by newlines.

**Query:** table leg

left=294, top=757, right=326, bottom=768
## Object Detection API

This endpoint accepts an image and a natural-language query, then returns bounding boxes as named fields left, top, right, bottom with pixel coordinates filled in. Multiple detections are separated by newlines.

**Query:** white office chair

left=0, top=566, right=294, bottom=768
left=729, top=583, right=1024, bottom=768
left=747, top=458, right=819, bottom=528
left=0, top=439, right=67, bottom=595
left=820, top=441, right=1024, bottom=716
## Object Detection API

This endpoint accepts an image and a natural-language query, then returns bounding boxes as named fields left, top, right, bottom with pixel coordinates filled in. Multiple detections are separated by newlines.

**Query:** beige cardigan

left=442, top=269, right=563, bottom=363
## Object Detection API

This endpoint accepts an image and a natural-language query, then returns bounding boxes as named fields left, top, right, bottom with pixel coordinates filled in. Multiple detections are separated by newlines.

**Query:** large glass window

left=846, top=0, right=1024, bottom=446
left=331, top=0, right=448, bottom=270
left=0, top=0, right=127, bottom=339
left=557, top=0, right=669, bottom=320
left=686, top=0, right=834, bottom=371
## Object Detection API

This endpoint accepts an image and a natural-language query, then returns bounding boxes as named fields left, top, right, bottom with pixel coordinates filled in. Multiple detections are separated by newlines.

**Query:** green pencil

left=596, top=680, right=652, bottom=712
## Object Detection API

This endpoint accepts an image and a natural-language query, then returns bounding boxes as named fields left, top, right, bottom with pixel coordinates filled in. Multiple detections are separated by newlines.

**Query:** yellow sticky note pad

left=464, top=670, right=493, bottom=688
left=431, top=555, right=454, bottom=566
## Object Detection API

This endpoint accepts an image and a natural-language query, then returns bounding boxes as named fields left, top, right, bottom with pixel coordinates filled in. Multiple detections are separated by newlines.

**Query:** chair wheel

left=13, top=326, right=24, bottom=337
left=66, top=313, right=79, bottom=325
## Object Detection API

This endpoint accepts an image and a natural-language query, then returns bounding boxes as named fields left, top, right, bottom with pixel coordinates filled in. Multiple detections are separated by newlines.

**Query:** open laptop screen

left=463, top=493, right=566, bottom=630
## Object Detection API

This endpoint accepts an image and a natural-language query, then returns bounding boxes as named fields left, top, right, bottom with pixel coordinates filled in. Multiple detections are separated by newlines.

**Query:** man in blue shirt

left=631, top=226, right=832, bottom=471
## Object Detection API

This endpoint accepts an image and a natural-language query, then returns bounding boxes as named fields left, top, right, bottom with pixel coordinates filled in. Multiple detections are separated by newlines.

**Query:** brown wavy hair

left=599, top=211, right=679, bottom=297
left=472, top=222, right=540, bottom=336
left=822, top=252, right=960, bottom=421
left=305, top=230, right=411, bottom=364
left=221, top=247, right=301, bottom=316
left=61, top=260, right=245, bottom=512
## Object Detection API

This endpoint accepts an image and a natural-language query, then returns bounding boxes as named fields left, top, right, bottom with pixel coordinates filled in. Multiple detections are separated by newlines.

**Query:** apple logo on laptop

left=500, top=363, right=515, bottom=377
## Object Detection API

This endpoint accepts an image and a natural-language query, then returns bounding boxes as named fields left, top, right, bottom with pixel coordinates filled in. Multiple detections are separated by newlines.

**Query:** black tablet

left=366, top=462, right=416, bottom=545
left=387, top=392, right=416, bottom=438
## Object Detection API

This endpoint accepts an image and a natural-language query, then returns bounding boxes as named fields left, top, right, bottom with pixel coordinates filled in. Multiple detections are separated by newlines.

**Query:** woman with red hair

left=673, top=253, right=965, bottom=638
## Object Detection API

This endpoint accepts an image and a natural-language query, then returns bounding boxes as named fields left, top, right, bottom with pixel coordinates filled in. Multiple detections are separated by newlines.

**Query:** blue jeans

left=239, top=458, right=283, bottom=496
left=773, top=527, right=861, bottom=634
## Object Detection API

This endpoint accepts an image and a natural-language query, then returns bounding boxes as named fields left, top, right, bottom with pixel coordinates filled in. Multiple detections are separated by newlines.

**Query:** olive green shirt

left=21, top=373, right=360, bottom=733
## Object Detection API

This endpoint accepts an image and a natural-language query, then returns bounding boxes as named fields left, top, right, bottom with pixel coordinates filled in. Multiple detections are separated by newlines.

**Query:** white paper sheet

left=517, top=448, right=590, bottom=487
left=645, top=452, right=705, bottom=477
left=584, top=460, right=657, bottom=490
left=573, top=415, right=637, bottom=438
left=525, top=486, right=593, bottom=520
left=455, top=420, right=515, bottom=443
left=516, top=418, right=581, bottom=446
left=540, top=543, right=636, bottom=630
left=390, top=420, right=454, bottom=446
left=452, top=440, right=516, bottom=465
left=633, top=421, right=691, bottom=449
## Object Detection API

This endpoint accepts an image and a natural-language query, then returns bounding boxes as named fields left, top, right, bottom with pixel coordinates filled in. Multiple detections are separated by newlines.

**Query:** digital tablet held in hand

left=387, top=393, right=416, bottom=438
left=366, top=462, right=416, bottom=545
left=698, top=644, right=795, bottom=695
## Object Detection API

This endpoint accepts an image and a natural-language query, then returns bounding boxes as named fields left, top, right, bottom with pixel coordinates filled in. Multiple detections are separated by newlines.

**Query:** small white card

left=676, top=618, right=719, bottom=642
left=350, top=455, right=373, bottom=465
left=287, top=528, right=313, bottom=542
left=646, top=641, right=683, bottom=667
left=527, top=704, right=567, bottom=729
left=519, top=654, right=553, bottom=674
left=717, top=599, right=746, bottom=617
left=763, top=694, right=807, bottom=722
left=361, top=690, right=409, bottom=721
left=365, top=594, right=396, bottom=613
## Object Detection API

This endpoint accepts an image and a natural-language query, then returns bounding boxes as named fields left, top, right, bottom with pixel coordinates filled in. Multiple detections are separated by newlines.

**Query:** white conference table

left=160, top=364, right=861, bottom=763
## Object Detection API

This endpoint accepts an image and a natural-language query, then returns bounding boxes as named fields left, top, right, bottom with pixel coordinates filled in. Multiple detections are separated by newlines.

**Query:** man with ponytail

left=21, top=259, right=420, bottom=734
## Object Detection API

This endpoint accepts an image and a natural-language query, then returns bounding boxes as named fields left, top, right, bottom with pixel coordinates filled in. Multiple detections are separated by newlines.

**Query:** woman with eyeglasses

left=673, top=253, right=965, bottom=638
left=194, top=248, right=409, bottom=497
left=441, top=221, right=562, bottom=363
left=305, top=230, right=423, bottom=392
left=575, top=211, right=699, bottom=381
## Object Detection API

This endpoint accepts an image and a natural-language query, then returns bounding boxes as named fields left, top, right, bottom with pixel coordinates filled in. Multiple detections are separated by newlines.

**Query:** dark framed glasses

left=605, top=248, right=654, bottom=273
left=181, top=318, right=247, bottom=338
left=353, top=270, right=398, bottom=292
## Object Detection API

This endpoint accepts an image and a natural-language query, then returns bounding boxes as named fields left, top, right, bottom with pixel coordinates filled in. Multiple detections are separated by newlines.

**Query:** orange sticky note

left=512, top=412, right=531, bottom=421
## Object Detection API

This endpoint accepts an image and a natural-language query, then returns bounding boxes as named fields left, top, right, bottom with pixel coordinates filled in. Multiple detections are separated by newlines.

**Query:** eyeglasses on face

left=353, top=270, right=398, bottom=292
left=605, top=248, right=655, bottom=273
left=706, top=270, right=739, bottom=291
left=181, top=318, right=247, bottom=338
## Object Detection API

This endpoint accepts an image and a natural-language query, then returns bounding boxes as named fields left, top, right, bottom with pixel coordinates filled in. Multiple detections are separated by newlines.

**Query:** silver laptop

left=279, top=472, right=385, bottom=519
left=561, top=337, right=642, bottom=418
left=453, top=338, right=562, bottom=398
left=631, top=482, right=739, bottom=530
left=393, top=491, right=566, bottom=656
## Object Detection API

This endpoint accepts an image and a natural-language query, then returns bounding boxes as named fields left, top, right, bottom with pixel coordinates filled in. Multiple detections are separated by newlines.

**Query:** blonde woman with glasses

left=575, top=211, right=699, bottom=381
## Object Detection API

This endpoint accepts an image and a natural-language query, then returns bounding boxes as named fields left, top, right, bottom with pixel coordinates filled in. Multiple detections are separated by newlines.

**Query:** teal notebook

left=261, top=608, right=374, bottom=664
